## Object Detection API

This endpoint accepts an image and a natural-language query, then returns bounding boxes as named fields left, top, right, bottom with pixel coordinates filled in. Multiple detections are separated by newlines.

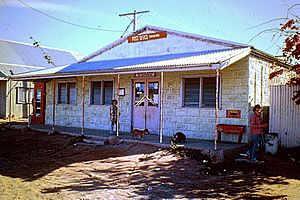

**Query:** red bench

left=217, top=124, right=246, bottom=144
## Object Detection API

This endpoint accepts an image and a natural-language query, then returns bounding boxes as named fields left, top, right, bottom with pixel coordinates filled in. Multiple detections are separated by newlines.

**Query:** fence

left=269, top=85, right=300, bottom=148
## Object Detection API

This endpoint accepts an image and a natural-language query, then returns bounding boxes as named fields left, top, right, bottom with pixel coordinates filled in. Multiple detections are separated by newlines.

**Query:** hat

left=253, top=104, right=262, bottom=112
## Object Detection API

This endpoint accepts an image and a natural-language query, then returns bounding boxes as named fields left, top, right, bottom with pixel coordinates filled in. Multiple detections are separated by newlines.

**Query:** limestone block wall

left=44, top=56, right=271, bottom=142
left=218, top=57, right=250, bottom=142
left=248, top=56, right=271, bottom=131
left=162, top=70, right=216, bottom=140
left=46, top=77, right=82, bottom=127
left=162, top=57, right=251, bottom=141
left=248, top=56, right=271, bottom=107
left=45, top=74, right=133, bottom=132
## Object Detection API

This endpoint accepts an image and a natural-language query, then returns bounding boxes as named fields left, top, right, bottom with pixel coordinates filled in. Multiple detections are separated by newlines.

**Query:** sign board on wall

left=134, top=72, right=156, bottom=77
left=128, top=32, right=167, bottom=43
left=226, top=110, right=241, bottom=118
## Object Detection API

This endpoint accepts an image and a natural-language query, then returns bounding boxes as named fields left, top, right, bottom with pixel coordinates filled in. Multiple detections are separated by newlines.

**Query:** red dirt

left=0, top=128, right=300, bottom=199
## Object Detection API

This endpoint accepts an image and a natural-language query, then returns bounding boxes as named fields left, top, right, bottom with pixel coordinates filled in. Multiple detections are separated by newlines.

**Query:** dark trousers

left=250, top=134, right=263, bottom=161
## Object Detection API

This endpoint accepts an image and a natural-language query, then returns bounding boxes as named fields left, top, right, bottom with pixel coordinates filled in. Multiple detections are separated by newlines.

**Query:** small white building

left=14, top=25, right=286, bottom=143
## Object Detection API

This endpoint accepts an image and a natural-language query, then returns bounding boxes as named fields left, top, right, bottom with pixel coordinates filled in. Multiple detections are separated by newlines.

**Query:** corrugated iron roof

left=13, top=47, right=251, bottom=80
left=0, top=71, right=6, bottom=78
left=60, top=48, right=245, bottom=73
left=0, top=39, right=83, bottom=77
left=9, top=65, right=67, bottom=78
left=0, top=64, right=39, bottom=77
left=115, top=47, right=251, bottom=70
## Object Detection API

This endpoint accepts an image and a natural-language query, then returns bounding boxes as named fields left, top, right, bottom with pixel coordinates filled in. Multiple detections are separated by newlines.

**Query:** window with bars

left=90, top=80, right=113, bottom=105
left=58, top=82, right=76, bottom=104
left=183, top=77, right=218, bottom=108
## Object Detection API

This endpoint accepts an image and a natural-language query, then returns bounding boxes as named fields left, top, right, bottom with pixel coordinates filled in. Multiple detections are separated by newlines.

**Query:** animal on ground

left=171, top=132, right=186, bottom=144
left=132, top=128, right=150, bottom=140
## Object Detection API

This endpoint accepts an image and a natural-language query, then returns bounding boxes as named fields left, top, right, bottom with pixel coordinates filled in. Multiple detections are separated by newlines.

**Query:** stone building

left=13, top=25, right=286, bottom=143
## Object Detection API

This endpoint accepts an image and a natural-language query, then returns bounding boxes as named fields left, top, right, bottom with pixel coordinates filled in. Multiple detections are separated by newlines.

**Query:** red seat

left=217, top=124, right=246, bottom=144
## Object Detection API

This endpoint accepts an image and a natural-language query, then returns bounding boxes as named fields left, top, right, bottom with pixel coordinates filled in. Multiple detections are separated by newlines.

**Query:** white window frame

left=16, top=87, right=34, bottom=104
left=57, top=81, right=77, bottom=105
left=89, top=79, right=114, bottom=106
left=181, top=75, right=221, bottom=108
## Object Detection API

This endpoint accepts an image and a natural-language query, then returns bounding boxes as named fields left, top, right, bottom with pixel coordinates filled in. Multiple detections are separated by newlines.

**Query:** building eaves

left=250, top=47, right=291, bottom=68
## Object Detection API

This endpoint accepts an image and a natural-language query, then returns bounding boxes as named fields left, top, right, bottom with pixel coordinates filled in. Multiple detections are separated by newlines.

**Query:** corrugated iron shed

left=269, top=85, right=300, bottom=148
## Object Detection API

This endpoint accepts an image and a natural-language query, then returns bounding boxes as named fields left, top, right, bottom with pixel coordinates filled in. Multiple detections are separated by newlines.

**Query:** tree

left=269, top=17, right=300, bottom=105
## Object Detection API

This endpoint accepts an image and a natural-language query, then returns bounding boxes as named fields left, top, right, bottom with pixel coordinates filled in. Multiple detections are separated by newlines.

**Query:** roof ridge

left=0, top=39, right=83, bottom=55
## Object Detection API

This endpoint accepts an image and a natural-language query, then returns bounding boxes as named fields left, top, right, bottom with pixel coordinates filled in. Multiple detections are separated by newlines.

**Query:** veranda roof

left=12, top=47, right=251, bottom=80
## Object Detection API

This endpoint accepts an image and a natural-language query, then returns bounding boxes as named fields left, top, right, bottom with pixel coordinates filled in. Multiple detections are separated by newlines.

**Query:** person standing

left=250, top=104, right=268, bottom=162
left=110, top=99, right=119, bottom=134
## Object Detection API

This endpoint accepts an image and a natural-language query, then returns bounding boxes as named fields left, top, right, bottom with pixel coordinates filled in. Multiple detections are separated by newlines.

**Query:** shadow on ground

left=0, top=129, right=299, bottom=199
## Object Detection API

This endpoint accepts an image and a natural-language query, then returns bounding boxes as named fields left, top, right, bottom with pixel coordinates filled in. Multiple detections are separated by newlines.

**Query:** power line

left=15, top=0, right=123, bottom=33
left=149, top=12, right=191, bottom=28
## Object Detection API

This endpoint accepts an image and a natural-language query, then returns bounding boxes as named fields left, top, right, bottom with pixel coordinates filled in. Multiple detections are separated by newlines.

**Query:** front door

left=133, top=79, right=160, bottom=134
left=32, top=82, right=46, bottom=124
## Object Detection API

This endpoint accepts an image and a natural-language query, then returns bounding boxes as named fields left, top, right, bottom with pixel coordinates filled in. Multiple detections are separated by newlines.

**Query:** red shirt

left=250, top=113, right=263, bottom=135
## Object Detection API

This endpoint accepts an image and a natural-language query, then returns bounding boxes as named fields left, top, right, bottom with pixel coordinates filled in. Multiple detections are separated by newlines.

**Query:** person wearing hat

left=110, top=99, right=120, bottom=134
left=250, top=104, right=268, bottom=162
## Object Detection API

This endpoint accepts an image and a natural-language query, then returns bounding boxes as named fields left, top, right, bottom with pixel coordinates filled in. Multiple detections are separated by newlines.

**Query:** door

left=32, top=82, right=46, bottom=124
left=133, top=79, right=160, bottom=134
left=0, top=81, right=6, bottom=118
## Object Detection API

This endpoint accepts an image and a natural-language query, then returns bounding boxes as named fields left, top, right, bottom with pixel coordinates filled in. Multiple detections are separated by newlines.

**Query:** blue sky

left=0, top=0, right=299, bottom=56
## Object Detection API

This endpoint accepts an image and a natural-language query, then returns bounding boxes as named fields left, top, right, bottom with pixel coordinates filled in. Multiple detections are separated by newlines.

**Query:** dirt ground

left=1, top=129, right=300, bottom=200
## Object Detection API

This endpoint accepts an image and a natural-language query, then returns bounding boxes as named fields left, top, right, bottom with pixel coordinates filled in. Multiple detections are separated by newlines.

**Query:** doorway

left=133, top=79, right=160, bottom=134
left=32, top=82, right=46, bottom=124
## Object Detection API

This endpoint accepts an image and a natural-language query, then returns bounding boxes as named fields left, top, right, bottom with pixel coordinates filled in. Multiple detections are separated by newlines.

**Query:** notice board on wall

left=226, top=110, right=241, bottom=118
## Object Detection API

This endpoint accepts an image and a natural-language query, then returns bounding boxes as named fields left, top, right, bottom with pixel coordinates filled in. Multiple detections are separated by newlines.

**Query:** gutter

left=11, top=63, right=218, bottom=81
left=250, top=48, right=290, bottom=68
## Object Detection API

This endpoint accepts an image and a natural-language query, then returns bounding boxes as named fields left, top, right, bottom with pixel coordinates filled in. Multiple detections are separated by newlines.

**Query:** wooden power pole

left=119, top=10, right=149, bottom=32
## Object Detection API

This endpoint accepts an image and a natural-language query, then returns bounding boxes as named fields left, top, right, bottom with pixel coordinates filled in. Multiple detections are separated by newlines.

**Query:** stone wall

left=45, top=75, right=134, bottom=132
left=44, top=56, right=271, bottom=142
left=162, top=57, right=251, bottom=141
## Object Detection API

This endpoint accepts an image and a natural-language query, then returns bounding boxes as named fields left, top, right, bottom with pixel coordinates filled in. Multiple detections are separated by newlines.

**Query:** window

left=184, top=78, right=200, bottom=107
left=58, top=82, right=76, bottom=104
left=183, top=76, right=218, bottom=108
left=202, top=77, right=216, bottom=107
left=16, top=87, right=33, bottom=104
left=90, top=80, right=113, bottom=105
